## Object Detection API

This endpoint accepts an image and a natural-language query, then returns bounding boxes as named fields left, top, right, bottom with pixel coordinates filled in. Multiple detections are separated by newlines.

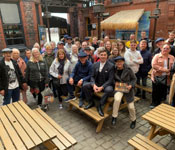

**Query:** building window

left=112, top=0, right=131, bottom=3
left=35, top=4, right=40, bottom=24
left=0, top=3, right=25, bottom=46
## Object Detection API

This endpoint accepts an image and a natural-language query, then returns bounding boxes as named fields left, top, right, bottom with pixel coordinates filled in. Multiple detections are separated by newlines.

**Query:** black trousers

left=54, top=83, right=68, bottom=102
left=152, top=81, right=167, bottom=106
left=82, top=82, right=113, bottom=106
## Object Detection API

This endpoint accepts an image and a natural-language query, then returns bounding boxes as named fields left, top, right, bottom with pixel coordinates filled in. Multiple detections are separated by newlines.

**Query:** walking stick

left=169, top=74, right=175, bottom=104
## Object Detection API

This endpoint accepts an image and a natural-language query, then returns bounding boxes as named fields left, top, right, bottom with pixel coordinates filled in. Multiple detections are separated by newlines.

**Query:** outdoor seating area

left=127, top=103, right=175, bottom=150
left=0, top=101, right=77, bottom=150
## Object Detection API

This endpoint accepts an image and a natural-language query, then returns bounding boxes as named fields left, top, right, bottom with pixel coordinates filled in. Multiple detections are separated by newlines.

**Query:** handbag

left=154, top=75, right=167, bottom=85
left=154, top=58, right=169, bottom=86
left=115, top=82, right=129, bottom=93
left=52, top=76, right=60, bottom=87
left=41, top=87, right=54, bottom=105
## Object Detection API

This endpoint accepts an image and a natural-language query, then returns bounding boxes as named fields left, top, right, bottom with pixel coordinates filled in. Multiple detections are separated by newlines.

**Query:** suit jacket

left=91, top=60, right=114, bottom=88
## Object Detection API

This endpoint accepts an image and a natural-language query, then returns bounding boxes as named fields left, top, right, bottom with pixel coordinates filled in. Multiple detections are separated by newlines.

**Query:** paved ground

left=0, top=89, right=175, bottom=150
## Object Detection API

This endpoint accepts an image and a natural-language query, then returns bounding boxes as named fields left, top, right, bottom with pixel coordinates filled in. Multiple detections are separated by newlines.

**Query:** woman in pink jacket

left=150, top=43, right=174, bottom=108
left=12, top=48, right=28, bottom=103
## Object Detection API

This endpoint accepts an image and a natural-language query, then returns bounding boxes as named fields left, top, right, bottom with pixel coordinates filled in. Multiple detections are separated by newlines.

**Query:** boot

left=111, top=117, right=117, bottom=126
left=79, top=98, right=84, bottom=108
left=130, top=120, right=136, bottom=129
left=97, top=104, right=104, bottom=117
left=84, top=101, right=94, bottom=109
left=142, top=91, right=146, bottom=99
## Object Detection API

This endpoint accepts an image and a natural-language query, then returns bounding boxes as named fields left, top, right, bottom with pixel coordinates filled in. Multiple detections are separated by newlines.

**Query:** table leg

left=147, top=124, right=156, bottom=140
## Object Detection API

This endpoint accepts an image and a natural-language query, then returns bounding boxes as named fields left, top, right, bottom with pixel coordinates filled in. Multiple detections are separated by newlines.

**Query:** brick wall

left=0, top=0, right=42, bottom=50
left=0, top=17, right=6, bottom=50
left=71, top=0, right=175, bottom=40
left=20, top=1, right=40, bottom=48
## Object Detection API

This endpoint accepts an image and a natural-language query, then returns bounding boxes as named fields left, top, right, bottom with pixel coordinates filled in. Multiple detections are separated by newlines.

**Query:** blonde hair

left=45, top=43, right=52, bottom=50
left=12, top=48, right=20, bottom=54
left=30, top=48, right=43, bottom=62
left=33, top=42, right=40, bottom=49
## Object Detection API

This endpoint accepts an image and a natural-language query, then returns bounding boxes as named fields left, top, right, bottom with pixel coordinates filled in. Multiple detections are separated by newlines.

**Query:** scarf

left=58, top=59, right=65, bottom=75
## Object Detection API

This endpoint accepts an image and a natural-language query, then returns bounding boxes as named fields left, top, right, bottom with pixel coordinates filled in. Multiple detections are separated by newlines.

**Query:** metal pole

left=151, top=0, right=159, bottom=53
left=97, top=13, right=101, bottom=40
left=44, top=0, right=51, bottom=42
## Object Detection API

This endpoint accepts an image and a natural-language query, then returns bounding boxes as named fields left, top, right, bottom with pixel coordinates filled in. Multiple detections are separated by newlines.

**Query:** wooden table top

left=0, top=101, right=56, bottom=150
left=142, top=103, right=175, bottom=135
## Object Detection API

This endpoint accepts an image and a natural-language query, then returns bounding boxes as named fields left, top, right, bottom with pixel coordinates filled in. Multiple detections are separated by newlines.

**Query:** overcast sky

left=51, top=13, right=67, bottom=20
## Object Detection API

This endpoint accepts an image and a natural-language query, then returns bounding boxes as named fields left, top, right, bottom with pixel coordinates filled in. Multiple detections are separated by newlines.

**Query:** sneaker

left=149, top=103, right=155, bottom=109
left=64, top=96, right=76, bottom=102
left=59, top=104, right=63, bottom=109
left=37, top=104, right=42, bottom=109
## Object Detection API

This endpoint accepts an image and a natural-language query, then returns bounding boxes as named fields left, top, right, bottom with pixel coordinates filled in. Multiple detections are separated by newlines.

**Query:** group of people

left=1, top=30, right=175, bottom=130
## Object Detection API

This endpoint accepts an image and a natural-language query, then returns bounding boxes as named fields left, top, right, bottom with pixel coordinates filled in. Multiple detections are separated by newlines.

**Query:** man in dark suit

left=82, top=47, right=114, bottom=116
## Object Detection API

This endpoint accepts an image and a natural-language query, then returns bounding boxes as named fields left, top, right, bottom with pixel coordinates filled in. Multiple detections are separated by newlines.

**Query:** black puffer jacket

left=25, top=60, right=49, bottom=88
left=0, top=58, right=25, bottom=94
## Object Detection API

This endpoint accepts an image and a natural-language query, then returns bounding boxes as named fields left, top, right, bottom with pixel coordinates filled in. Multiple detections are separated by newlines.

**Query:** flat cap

left=67, top=36, right=72, bottom=40
left=2, top=48, right=12, bottom=53
left=155, top=38, right=164, bottom=44
left=114, top=56, right=125, bottom=62
left=63, top=34, right=68, bottom=38
left=84, top=37, right=90, bottom=41
left=78, top=51, right=87, bottom=57
left=57, top=41, right=64, bottom=45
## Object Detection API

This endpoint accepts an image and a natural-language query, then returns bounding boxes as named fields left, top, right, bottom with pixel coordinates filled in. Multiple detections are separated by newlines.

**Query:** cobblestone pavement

left=0, top=90, right=175, bottom=150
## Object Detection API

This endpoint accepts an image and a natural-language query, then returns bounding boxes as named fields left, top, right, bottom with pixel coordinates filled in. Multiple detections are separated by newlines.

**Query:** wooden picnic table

left=142, top=103, right=175, bottom=140
left=0, top=100, right=57, bottom=150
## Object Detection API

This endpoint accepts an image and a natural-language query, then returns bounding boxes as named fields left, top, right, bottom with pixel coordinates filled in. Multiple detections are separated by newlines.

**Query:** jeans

left=3, top=87, right=20, bottom=105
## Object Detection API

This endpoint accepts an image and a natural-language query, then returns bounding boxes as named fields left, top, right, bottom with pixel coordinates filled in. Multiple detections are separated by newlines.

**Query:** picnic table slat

left=0, top=139, right=5, bottom=150
left=2, top=105, right=35, bottom=149
left=33, top=109, right=72, bottom=148
left=18, top=101, right=56, bottom=139
left=0, top=119, right=16, bottom=150
left=35, top=108, right=77, bottom=145
left=152, top=108, right=175, bottom=121
left=144, top=112, right=175, bottom=129
left=0, top=107, right=27, bottom=150
left=158, top=104, right=175, bottom=115
left=149, top=110, right=175, bottom=125
left=142, top=114, right=175, bottom=134
left=13, top=102, right=49, bottom=142
left=136, top=134, right=166, bottom=150
left=69, top=99, right=108, bottom=122
left=132, top=136, right=157, bottom=150
left=7, top=103, right=42, bottom=145
left=52, top=137, right=66, bottom=150
left=128, top=139, right=148, bottom=150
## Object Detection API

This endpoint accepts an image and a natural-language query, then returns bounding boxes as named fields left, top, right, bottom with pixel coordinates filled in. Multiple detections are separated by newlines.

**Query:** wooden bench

left=128, top=134, right=166, bottom=150
left=33, top=108, right=77, bottom=150
left=0, top=140, right=4, bottom=150
left=135, top=84, right=152, bottom=93
left=68, top=91, right=140, bottom=133
left=0, top=101, right=57, bottom=150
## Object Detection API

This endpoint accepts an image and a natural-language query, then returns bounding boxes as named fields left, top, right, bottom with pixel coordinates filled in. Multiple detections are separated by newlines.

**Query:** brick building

left=68, top=0, right=175, bottom=41
left=0, top=0, right=43, bottom=51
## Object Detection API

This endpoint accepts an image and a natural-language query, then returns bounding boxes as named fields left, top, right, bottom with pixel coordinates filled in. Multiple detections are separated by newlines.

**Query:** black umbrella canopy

left=43, top=16, right=67, bottom=28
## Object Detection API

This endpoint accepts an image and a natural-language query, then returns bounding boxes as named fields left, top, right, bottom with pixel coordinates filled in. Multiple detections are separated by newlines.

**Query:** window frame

left=0, top=2, right=26, bottom=46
